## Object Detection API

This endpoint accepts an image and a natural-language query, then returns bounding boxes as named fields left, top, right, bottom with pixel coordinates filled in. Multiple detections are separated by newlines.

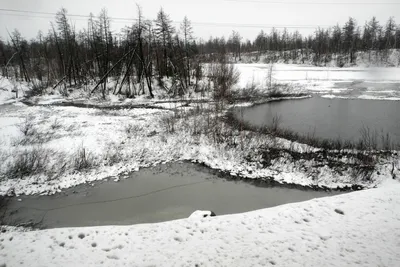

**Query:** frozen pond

left=1, top=162, right=336, bottom=229
left=236, top=64, right=400, bottom=100
left=235, top=97, right=400, bottom=145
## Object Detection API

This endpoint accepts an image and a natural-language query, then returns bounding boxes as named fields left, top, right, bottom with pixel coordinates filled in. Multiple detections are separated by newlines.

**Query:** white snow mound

left=1, top=184, right=400, bottom=267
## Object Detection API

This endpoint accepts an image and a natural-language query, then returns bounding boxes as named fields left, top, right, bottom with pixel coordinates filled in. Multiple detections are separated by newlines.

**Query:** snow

left=3, top=63, right=399, bottom=106
left=357, top=95, right=400, bottom=101
left=234, top=63, right=400, bottom=100
left=188, top=210, right=216, bottom=219
left=0, top=77, right=29, bottom=104
left=1, top=183, right=400, bottom=267
left=1, top=100, right=399, bottom=196
left=236, top=64, right=400, bottom=84
left=321, top=94, right=400, bottom=101
left=1, top=63, right=400, bottom=196
left=321, top=94, right=338, bottom=99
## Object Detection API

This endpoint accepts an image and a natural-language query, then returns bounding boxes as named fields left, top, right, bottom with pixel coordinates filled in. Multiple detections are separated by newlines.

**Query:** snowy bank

left=1, top=101, right=399, bottom=196
left=0, top=77, right=29, bottom=105
left=321, top=94, right=400, bottom=101
left=1, top=182, right=400, bottom=267
left=1, top=67, right=400, bottom=196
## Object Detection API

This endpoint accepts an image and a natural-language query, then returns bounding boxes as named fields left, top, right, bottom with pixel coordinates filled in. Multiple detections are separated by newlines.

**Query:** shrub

left=73, top=147, right=95, bottom=171
left=124, top=124, right=142, bottom=136
left=15, top=119, right=52, bottom=145
left=50, top=118, right=62, bottom=130
left=18, top=117, right=35, bottom=136
left=358, top=125, right=378, bottom=150
left=161, top=115, right=176, bottom=133
left=104, top=143, right=123, bottom=166
left=25, top=81, right=47, bottom=97
left=209, top=61, right=240, bottom=100
left=5, top=147, right=49, bottom=178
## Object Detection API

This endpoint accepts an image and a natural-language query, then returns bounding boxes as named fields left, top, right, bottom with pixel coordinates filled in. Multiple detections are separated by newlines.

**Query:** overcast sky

left=0, top=0, right=398, bottom=41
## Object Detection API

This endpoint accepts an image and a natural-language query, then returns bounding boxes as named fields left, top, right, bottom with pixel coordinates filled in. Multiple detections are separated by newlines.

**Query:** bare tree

left=154, top=8, right=175, bottom=79
left=180, top=16, right=193, bottom=87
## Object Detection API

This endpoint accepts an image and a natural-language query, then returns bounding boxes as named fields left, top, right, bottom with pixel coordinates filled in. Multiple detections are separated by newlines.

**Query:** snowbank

left=1, top=182, right=400, bottom=267
left=322, top=94, right=400, bottom=101
left=0, top=77, right=29, bottom=104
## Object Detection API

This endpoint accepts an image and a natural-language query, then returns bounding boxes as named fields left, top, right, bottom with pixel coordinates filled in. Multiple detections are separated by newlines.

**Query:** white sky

left=0, top=0, right=398, bottom=42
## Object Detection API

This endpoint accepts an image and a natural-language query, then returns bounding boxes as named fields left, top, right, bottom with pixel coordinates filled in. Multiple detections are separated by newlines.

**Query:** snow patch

left=1, top=184, right=400, bottom=266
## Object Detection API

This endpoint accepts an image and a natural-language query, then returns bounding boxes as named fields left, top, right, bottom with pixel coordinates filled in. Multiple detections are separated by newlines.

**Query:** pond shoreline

left=193, top=160, right=363, bottom=192
left=22, top=94, right=368, bottom=193
left=225, top=96, right=398, bottom=191
left=1, top=94, right=397, bottom=198
left=0, top=161, right=340, bottom=229
left=228, top=95, right=400, bottom=151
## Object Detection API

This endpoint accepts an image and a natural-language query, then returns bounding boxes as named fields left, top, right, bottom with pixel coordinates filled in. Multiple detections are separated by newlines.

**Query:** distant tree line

left=0, top=8, right=399, bottom=98
left=200, top=17, right=400, bottom=65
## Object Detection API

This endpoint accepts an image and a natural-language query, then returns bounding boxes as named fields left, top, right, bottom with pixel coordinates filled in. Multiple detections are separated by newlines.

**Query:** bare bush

left=45, top=152, right=69, bottom=180
left=73, top=147, right=95, bottom=172
left=18, top=117, right=35, bottom=136
left=351, top=165, right=375, bottom=182
left=229, top=86, right=262, bottom=101
left=50, top=118, right=62, bottom=130
left=124, top=124, right=142, bottom=136
left=161, top=115, right=176, bottom=133
left=5, top=147, right=49, bottom=178
left=358, top=125, right=378, bottom=150
left=104, top=143, right=123, bottom=166
left=26, top=81, right=46, bottom=97
left=209, top=62, right=240, bottom=100
left=14, top=127, right=53, bottom=146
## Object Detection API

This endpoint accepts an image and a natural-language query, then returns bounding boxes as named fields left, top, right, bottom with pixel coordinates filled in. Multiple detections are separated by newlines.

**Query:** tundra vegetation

left=0, top=7, right=399, bottom=192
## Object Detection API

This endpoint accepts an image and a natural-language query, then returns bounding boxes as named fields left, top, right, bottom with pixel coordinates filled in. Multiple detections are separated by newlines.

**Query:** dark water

left=1, top=162, right=335, bottom=229
left=235, top=97, right=400, bottom=145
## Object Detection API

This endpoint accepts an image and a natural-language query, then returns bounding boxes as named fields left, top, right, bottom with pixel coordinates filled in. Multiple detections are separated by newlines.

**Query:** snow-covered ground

left=1, top=63, right=400, bottom=196
left=0, top=100, right=399, bottom=196
left=0, top=76, right=30, bottom=105
left=2, top=63, right=400, bottom=106
left=0, top=78, right=400, bottom=196
left=1, top=181, right=400, bottom=267
left=1, top=62, right=399, bottom=267
left=235, top=64, right=400, bottom=100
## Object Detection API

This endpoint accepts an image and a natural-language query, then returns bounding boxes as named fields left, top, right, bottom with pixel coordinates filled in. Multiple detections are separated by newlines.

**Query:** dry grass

left=17, top=117, right=36, bottom=137
left=103, top=142, right=124, bottom=166
left=72, top=147, right=96, bottom=172
left=4, top=147, right=50, bottom=179
left=124, top=124, right=143, bottom=136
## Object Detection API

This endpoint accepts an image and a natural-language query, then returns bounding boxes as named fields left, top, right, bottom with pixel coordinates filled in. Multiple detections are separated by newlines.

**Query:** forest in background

left=0, top=6, right=399, bottom=99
